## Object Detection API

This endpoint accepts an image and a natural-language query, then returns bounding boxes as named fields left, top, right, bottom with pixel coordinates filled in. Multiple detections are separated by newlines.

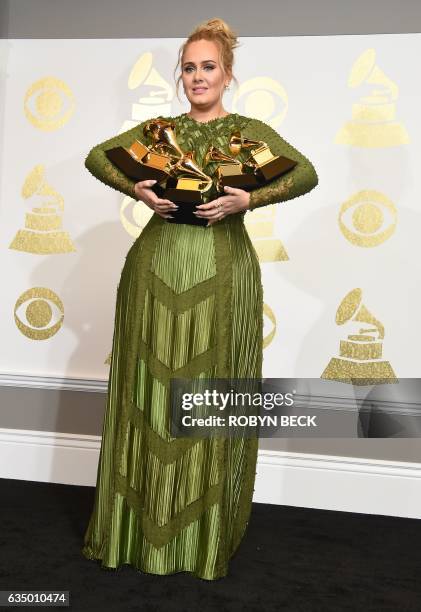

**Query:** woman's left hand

left=194, top=185, right=251, bottom=227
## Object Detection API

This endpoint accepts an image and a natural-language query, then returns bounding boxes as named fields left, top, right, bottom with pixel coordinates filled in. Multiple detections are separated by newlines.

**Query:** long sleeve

left=241, top=118, right=318, bottom=211
left=84, top=120, right=149, bottom=200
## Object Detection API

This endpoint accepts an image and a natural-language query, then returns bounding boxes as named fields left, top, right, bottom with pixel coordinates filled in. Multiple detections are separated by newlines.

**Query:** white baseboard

left=0, top=428, right=100, bottom=487
left=1, top=427, right=421, bottom=519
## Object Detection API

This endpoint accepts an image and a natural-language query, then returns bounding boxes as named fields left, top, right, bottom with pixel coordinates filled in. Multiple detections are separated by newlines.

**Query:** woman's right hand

left=134, top=179, right=178, bottom=219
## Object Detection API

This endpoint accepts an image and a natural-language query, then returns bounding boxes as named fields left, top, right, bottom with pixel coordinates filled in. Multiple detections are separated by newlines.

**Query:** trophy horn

left=229, top=131, right=265, bottom=156
left=336, top=288, right=385, bottom=339
left=143, top=118, right=184, bottom=159
left=171, top=151, right=213, bottom=191
left=204, top=144, right=242, bottom=167
left=22, top=165, right=64, bottom=211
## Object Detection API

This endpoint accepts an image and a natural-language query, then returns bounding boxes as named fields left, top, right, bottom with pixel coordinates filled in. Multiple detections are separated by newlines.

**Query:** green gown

left=81, top=112, right=318, bottom=580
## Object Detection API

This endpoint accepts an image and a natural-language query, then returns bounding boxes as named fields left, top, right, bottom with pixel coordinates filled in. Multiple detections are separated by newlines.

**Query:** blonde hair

left=174, top=17, right=240, bottom=102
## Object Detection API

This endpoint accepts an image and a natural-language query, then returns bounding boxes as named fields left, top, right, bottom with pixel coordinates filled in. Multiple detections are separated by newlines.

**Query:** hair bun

left=201, top=18, right=239, bottom=49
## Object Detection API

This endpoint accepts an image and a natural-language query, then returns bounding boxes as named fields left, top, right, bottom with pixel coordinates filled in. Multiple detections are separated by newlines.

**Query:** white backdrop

left=0, top=34, right=419, bottom=381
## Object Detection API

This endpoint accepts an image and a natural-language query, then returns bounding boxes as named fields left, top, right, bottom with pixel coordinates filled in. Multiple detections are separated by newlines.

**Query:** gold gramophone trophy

left=105, top=132, right=171, bottom=184
left=203, top=144, right=260, bottom=193
left=143, top=119, right=213, bottom=205
left=229, top=130, right=298, bottom=183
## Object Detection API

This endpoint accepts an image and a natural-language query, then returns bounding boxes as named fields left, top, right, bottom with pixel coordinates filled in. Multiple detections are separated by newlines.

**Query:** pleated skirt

left=82, top=211, right=263, bottom=580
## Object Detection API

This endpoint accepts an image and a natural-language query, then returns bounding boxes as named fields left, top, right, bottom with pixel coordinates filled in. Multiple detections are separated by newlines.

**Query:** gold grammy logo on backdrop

left=339, top=190, right=397, bottom=247
left=120, top=52, right=173, bottom=133
left=9, top=165, right=75, bottom=254
left=24, top=76, right=75, bottom=131
left=233, top=76, right=290, bottom=262
left=116, top=52, right=171, bottom=242
left=335, top=48, right=409, bottom=147
left=245, top=205, right=288, bottom=262
left=321, top=288, right=397, bottom=385
left=14, top=287, right=64, bottom=339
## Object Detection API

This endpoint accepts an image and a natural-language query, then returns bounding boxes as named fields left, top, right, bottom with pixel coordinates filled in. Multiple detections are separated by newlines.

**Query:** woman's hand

left=194, top=185, right=251, bottom=226
left=134, top=179, right=178, bottom=219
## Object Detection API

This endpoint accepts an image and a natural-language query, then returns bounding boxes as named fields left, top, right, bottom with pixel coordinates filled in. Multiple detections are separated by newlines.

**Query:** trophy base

left=105, top=147, right=168, bottom=182
left=256, top=155, right=298, bottom=182
left=220, top=174, right=260, bottom=191
left=163, top=187, right=204, bottom=204
left=165, top=202, right=208, bottom=227
left=152, top=184, right=209, bottom=227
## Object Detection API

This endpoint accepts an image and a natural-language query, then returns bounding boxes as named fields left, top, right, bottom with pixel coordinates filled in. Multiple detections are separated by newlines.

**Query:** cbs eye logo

left=231, top=76, right=288, bottom=127
left=339, top=190, right=397, bottom=247
left=263, top=302, right=277, bottom=348
left=24, top=76, right=75, bottom=131
left=14, top=287, right=64, bottom=340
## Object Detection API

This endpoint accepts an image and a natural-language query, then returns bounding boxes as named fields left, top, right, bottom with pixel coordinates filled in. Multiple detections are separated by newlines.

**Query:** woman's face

left=181, top=39, right=230, bottom=111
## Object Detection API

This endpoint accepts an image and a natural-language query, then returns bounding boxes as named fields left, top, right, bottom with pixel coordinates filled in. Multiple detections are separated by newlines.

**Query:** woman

left=82, top=18, right=318, bottom=580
